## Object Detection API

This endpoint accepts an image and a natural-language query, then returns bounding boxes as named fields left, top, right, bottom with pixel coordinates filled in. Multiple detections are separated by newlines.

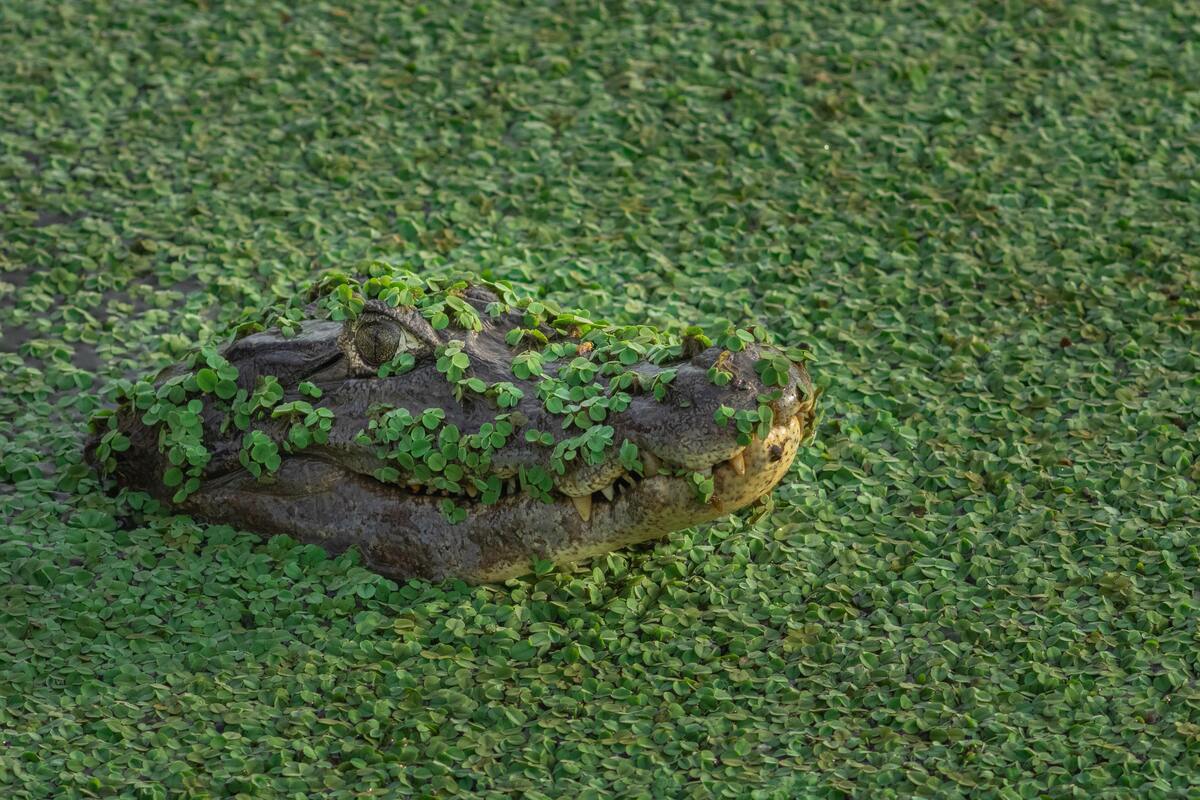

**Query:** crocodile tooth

left=507, top=478, right=519, bottom=495
left=601, top=484, right=615, bottom=501
left=642, top=452, right=661, bottom=477
left=571, top=494, right=592, bottom=522
left=728, top=451, right=746, bottom=475
left=465, top=484, right=478, bottom=498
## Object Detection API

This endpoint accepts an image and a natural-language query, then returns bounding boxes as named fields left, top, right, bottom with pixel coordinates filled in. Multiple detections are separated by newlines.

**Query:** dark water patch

left=33, top=210, right=85, bottom=228
left=0, top=323, right=33, bottom=354
left=71, top=342, right=100, bottom=372
left=0, top=266, right=38, bottom=316
left=166, top=275, right=206, bottom=295
left=0, top=266, right=33, bottom=290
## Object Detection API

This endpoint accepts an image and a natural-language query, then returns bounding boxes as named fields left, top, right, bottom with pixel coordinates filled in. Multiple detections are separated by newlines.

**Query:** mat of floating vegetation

left=0, top=1, right=1197, bottom=797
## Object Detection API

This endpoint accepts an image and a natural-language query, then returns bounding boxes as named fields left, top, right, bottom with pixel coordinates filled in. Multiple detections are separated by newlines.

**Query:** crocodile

left=86, top=264, right=819, bottom=583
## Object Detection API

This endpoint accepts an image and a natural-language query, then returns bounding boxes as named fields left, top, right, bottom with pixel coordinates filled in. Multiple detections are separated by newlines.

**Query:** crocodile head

left=87, top=266, right=819, bottom=583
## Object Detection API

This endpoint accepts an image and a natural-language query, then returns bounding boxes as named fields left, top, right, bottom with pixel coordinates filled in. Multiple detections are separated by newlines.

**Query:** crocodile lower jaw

left=472, top=412, right=809, bottom=582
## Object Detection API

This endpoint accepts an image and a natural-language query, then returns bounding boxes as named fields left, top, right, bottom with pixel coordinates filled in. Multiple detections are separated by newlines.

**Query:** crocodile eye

left=354, top=316, right=403, bottom=367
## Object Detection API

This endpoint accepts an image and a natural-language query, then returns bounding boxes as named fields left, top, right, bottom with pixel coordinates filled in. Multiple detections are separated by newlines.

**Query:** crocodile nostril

left=768, top=444, right=784, bottom=462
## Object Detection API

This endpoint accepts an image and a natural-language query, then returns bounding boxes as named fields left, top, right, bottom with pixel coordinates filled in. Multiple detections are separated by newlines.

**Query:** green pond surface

left=1, top=1, right=1197, bottom=797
